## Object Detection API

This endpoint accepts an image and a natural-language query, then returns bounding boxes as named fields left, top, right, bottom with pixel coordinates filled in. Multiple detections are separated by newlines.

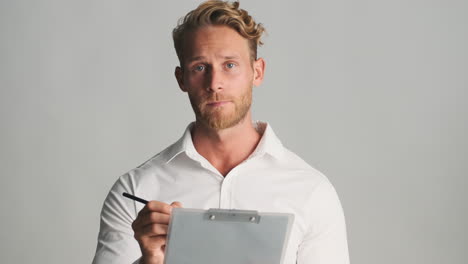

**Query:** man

left=92, top=1, right=350, bottom=264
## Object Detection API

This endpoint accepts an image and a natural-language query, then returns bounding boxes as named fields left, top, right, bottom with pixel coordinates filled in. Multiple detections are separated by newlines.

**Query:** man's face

left=175, top=25, right=264, bottom=130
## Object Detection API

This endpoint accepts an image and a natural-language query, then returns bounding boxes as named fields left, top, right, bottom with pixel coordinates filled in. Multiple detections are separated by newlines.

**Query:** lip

left=206, top=101, right=230, bottom=107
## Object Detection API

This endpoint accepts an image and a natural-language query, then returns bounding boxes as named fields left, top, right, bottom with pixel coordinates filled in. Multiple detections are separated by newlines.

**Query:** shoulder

left=279, top=147, right=330, bottom=183
left=115, top=141, right=180, bottom=185
left=280, top=148, right=345, bottom=212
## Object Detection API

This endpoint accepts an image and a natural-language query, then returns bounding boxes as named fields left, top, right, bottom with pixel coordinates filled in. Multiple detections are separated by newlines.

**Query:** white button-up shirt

left=92, top=121, right=350, bottom=264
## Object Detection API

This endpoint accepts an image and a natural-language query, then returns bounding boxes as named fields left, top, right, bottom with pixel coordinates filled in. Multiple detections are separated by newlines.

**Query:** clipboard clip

left=204, top=208, right=261, bottom=224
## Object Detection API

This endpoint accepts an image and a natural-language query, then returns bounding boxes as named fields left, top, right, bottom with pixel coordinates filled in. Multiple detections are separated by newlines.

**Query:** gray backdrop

left=1, top=0, right=466, bottom=263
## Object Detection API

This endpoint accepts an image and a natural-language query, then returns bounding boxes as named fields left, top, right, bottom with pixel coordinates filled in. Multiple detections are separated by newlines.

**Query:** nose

left=206, top=67, right=223, bottom=92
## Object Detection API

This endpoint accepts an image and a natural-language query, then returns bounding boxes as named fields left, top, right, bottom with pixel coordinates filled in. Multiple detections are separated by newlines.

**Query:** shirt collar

left=162, top=121, right=285, bottom=164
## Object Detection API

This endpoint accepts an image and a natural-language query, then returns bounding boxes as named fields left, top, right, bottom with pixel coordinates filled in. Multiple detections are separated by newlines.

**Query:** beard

left=188, top=87, right=252, bottom=130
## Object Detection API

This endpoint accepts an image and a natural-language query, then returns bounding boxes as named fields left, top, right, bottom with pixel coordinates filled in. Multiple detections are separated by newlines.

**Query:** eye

left=226, top=63, right=236, bottom=69
left=194, top=65, right=205, bottom=72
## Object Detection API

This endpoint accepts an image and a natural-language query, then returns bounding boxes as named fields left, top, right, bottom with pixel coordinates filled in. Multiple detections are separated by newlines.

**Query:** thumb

left=170, top=201, right=183, bottom=208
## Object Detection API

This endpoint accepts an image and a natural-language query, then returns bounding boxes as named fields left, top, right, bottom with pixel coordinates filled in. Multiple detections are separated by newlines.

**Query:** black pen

left=122, top=192, right=149, bottom=205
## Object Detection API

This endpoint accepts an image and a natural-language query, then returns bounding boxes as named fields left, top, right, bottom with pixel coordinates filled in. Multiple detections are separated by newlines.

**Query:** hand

left=132, top=200, right=183, bottom=264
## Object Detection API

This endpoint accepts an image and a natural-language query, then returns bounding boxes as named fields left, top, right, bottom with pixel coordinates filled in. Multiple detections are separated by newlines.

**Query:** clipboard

left=164, top=208, right=295, bottom=264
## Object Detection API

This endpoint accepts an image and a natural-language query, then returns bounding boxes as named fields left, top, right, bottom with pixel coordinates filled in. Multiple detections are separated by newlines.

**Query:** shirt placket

left=219, top=164, right=246, bottom=209
left=219, top=173, right=233, bottom=208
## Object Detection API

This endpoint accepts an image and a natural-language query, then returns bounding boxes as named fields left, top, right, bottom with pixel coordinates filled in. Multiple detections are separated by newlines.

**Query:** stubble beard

left=189, top=87, right=252, bottom=130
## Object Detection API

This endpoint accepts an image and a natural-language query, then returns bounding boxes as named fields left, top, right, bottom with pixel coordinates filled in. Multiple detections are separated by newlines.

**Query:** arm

left=92, top=174, right=142, bottom=264
left=296, top=180, right=350, bottom=264
left=92, top=173, right=182, bottom=264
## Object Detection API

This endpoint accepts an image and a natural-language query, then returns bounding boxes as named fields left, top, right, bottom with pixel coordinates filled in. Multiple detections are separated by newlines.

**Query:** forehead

left=183, top=25, right=250, bottom=63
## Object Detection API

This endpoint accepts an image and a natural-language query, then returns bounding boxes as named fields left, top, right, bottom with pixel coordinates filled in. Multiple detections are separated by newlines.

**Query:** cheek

left=187, top=88, right=204, bottom=100
left=184, top=78, right=206, bottom=96
left=230, top=69, right=253, bottom=84
left=186, top=74, right=202, bottom=86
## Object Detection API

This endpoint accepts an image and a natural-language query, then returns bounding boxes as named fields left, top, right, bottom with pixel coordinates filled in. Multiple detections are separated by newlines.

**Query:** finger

left=139, top=235, right=167, bottom=253
left=137, top=200, right=173, bottom=220
left=141, top=234, right=166, bottom=245
left=139, top=223, right=168, bottom=237
left=170, top=201, right=183, bottom=208
left=138, top=212, right=171, bottom=227
left=148, top=200, right=173, bottom=214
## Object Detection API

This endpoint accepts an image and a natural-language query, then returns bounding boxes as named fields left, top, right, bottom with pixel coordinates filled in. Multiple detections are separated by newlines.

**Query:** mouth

left=206, top=101, right=230, bottom=107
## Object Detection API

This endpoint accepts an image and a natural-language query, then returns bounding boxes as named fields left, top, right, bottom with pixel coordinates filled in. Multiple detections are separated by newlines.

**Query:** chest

left=141, top=166, right=312, bottom=259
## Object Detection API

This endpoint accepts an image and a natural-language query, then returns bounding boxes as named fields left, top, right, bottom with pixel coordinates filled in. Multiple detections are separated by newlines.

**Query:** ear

left=252, top=58, right=266, bottom=87
left=175, top=66, right=187, bottom=92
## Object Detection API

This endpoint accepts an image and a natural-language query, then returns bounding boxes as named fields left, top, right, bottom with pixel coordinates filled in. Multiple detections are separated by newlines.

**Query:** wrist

left=140, top=256, right=163, bottom=264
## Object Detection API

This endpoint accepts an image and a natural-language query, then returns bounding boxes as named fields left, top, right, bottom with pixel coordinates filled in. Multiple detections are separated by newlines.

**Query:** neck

left=191, top=112, right=261, bottom=176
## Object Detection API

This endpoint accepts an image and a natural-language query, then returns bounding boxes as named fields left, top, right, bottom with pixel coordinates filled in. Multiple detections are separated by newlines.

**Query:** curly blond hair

left=172, top=0, right=265, bottom=65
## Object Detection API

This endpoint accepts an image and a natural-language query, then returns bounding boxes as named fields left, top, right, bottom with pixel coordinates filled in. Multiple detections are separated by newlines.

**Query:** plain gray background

left=1, top=0, right=466, bottom=263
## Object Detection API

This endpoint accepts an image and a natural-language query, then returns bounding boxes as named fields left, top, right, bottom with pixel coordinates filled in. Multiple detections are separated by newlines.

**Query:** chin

left=203, top=114, right=246, bottom=130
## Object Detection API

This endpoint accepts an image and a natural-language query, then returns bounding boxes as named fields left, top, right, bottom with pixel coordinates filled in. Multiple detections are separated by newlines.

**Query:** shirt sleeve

left=92, top=173, right=142, bottom=264
left=296, top=179, right=350, bottom=264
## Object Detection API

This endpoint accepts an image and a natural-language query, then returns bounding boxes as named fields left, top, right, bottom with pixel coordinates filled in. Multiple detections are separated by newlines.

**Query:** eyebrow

left=187, top=55, right=240, bottom=63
